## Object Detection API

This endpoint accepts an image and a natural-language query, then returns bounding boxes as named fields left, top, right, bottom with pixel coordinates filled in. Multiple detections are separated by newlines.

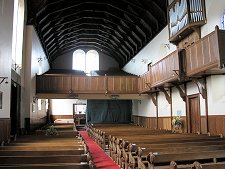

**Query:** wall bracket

left=149, top=93, right=157, bottom=106
left=146, top=83, right=151, bottom=89
left=0, top=77, right=8, bottom=85
left=192, top=78, right=206, bottom=99
left=159, top=87, right=172, bottom=104
left=174, top=84, right=186, bottom=101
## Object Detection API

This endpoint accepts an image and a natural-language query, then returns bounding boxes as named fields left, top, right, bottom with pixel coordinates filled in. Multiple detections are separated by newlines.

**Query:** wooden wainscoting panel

left=148, top=117, right=157, bottom=129
left=201, top=116, right=207, bottom=134
left=132, top=115, right=157, bottom=129
left=0, top=118, right=11, bottom=144
left=208, top=115, right=225, bottom=136
left=157, top=117, right=172, bottom=130
left=180, top=116, right=187, bottom=133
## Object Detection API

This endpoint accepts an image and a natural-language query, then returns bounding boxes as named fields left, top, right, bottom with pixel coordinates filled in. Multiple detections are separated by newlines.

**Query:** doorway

left=73, top=103, right=86, bottom=125
left=10, top=81, right=21, bottom=135
left=187, top=94, right=201, bottom=133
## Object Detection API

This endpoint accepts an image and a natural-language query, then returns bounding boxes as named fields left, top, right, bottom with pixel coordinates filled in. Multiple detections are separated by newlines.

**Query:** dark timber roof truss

left=27, top=0, right=168, bottom=68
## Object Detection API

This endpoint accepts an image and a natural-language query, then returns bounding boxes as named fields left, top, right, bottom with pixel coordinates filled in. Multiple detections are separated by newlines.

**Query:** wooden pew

left=0, top=149, right=85, bottom=156
left=91, top=124, right=225, bottom=169
left=0, top=124, right=89, bottom=169
left=0, top=155, right=87, bottom=164
left=0, top=163, right=89, bottom=169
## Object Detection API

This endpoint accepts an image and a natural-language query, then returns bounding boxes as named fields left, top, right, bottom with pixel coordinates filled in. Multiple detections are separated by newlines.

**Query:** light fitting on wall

left=68, top=94, right=79, bottom=99
left=37, top=56, right=43, bottom=62
left=110, top=94, right=119, bottom=100
left=13, top=63, right=21, bottom=71
left=141, top=59, right=147, bottom=64
left=163, top=43, right=170, bottom=50
left=0, top=77, right=8, bottom=85
left=131, top=59, right=135, bottom=63
left=105, top=90, right=108, bottom=96
left=69, top=89, right=73, bottom=94
left=68, top=89, right=79, bottom=99
left=141, top=59, right=152, bottom=64
left=33, top=96, right=38, bottom=103
left=41, top=100, right=45, bottom=104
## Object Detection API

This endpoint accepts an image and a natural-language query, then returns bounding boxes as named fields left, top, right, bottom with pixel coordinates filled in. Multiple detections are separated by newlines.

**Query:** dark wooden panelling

left=180, top=116, right=187, bottom=133
left=30, top=116, right=47, bottom=131
left=187, top=94, right=201, bottom=133
left=37, top=75, right=138, bottom=94
left=186, top=31, right=218, bottom=76
left=133, top=115, right=189, bottom=132
left=151, top=50, right=180, bottom=87
left=208, top=115, right=225, bottom=136
left=158, top=117, right=172, bottom=130
left=201, top=116, right=207, bottom=134
left=185, top=27, right=225, bottom=76
left=216, top=27, right=225, bottom=68
left=139, top=71, right=151, bottom=93
left=105, top=76, right=138, bottom=94
left=0, top=118, right=11, bottom=144
left=72, top=76, right=106, bottom=93
left=132, top=115, right=157, bottom=129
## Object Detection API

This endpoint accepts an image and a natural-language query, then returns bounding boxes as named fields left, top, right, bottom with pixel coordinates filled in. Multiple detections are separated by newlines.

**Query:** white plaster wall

left=158, top=92, right=171, bottom=117
left=132, top=99, right=156, bottom=117
left=172, top=87, right=186, bottom=116
left=0, top=0, right=14, bottom=118
left=31, top=27, right=50, bottom=119
left=201, top=0, right=225, bottom=37
left=51, top=99, right=87, bottom=115
left=123, top=26, right=177, bottom=75
left=21, top=26, right=32, bottom=126
left=148, top=99, right=157, bottom=117
left=22, top=26, right=50, bottom=125
left=124, top=0, right=225, bottom=119
left=132, top=100, right=138, bottom=116
left=207, top=75, right=225, bottom=115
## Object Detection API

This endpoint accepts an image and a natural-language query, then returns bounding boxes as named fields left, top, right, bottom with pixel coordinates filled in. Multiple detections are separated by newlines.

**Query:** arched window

left=72, top=49, right=85, bottom=71
left=72, top=49, right=99, bottom=74
left=12, top=0, right=25, bottom=70
left=86, top=50, right=99, bottom=74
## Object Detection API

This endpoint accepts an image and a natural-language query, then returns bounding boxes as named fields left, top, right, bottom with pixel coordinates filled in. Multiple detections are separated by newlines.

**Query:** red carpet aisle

left=79, top=131, right=120, bottom=169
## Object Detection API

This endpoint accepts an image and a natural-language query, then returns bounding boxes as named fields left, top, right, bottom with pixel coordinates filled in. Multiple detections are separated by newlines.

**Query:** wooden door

left=187, top=94, right=201, bottom=133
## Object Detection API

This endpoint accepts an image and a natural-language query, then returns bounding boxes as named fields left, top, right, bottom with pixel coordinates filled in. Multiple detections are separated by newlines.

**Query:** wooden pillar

left=156, top=92, right=159, bottom=129
left=170, top=87, right=173, bottom=130
left=204, top=77, right=209, bottom=133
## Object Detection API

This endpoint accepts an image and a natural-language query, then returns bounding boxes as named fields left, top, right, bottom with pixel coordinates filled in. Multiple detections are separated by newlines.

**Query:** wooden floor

left=88, top=123, right=225, bottom=169
left=0, top=123, right=89, bottom=169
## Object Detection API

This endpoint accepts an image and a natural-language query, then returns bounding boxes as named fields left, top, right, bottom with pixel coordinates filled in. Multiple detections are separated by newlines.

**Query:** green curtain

left=87, top=100, right=132, bottom=123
